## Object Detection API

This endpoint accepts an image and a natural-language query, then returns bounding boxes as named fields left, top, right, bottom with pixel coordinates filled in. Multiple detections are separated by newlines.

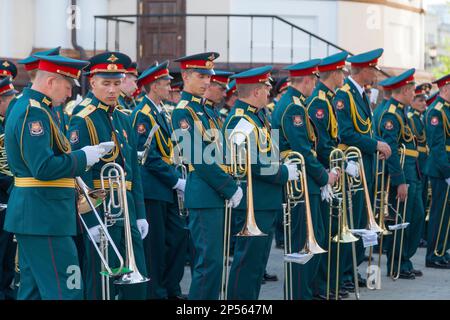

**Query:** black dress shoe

left=418, top=239, right=427, bottom=248
left=263, top=272, right=278, bottom=281
left=358, top=278, right=367, bottom=287
left=398, top=271, right=415, bottom=280
left=168, top=294, right=188, bottom=300
left=261, top=278, right=266, bottom=285
left=313, top=293, right=340, bottom=300
left=338, top=289, right=349, bottom=299
left=275, top=243, right=285, bottom=249
left=342, top=282, right=355, bottom=293
left=411, top=269, right=423, bottom=277
left=426, top=260, right=450, bottom=269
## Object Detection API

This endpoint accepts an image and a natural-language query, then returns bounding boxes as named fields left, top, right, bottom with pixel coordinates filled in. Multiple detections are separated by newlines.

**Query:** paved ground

left=180, top=242, right=450, bottom=300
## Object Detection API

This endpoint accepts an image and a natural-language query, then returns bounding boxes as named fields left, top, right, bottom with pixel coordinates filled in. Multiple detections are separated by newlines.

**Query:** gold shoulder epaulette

left=79, top=98, right=92, bottom=107
left=74, top=104, right=96, bottom=118
left=176, top=100, right=189, bottom=109
left=341, top=84, right=351, bottom=92
left=266, top=102, right=275, bottom=111
left=388, top=104, right=397, bottom=114
left=435, top=102, right=443, bottom=111
left=407, top=112, right=414, bottom=119
left=29, top=99, right=41, bottom=108
left=235, top=108, right=244, bottom=116
left=292, top=96, right=301, bottom=105
left=318, top=90, right=327, bottom=100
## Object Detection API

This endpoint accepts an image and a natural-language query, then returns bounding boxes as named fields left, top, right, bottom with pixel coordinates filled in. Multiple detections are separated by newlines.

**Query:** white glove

left=88, top=225, right=102, bottom=244
left=98, top=141, right=115, bottom=154
left=284, top=163, right=299, bottom=181
left=137, top=219, right=149, bottom=239
left=229, top=187, right=243, bottom=208
left=81, top=145, right=103, bottom=167
left=321, top=184, right=335, bottom=203
left=446, top=178, right=450, bottom=186
left=345, top=161, right=359, bottom=178
left=173, top=178, right=186, bottom=192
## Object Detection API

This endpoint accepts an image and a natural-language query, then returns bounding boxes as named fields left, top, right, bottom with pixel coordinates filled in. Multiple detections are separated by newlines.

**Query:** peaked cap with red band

left=230, top=65, right=273, bottom=86
left=347, top=48, right=383, bottom=71
left=318, top=51, right=348, bottom=73
left=174, top=52, right=219, bottom=75
left=137, top=60, right=173, bottom=87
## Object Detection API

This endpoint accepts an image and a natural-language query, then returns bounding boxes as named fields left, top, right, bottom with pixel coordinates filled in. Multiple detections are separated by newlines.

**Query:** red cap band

left=318, top=61, right=346, bottom=72
left=235, top=73, right=271, bottom=85
left=289, top=66, right=319, bottom=77
left=180, top=59, right=215, bottom=70
left=350, top=59, right=379, bottom=68
left=211, top=75, right=229, bottom=86
left=383, top=74, right=415, bottom=91
left=0, top=83, right=14, bottom=95
left=38, top=60, right=81, bottom=79
left=90, top=63, right=126, bottom=75
left=138, top=68, right=170, bottom=87
left=25, top=61, right=40, bottom=72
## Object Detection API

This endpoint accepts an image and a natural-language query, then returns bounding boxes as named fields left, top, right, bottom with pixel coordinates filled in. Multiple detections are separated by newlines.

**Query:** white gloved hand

left=88, top=225, right=102, bottom=244
left=345, top=160, right=359, bottom=178
left=137, top=219, right=149, bottom=239
left=81, top=145, right=104, bottom=167
left=98, top=141, right=115, bottom=154
left=446, top=177, right=450, bottom=186
left=229, top=187, right=243, bottom=208
left=284, top=163, right=299, bottom=181
left=173, top=178, right=186, bottom=192
left=321, top=184, right=335, bottom=203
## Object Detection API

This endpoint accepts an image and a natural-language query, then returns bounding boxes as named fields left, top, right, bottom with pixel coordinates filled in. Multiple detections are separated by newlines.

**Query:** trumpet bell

left=301, top=240, right=327, bottom=255
left=114, top=270, right=150, bottom=285
left=332, top=230, right=359, bottom=243
left=237, top=223, right=267, bottom=237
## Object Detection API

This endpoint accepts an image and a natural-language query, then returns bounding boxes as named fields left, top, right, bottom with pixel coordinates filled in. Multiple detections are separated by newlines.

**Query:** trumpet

left=100, top=163, right=149, bottom=290
left=389, top=144, right=408, bottom=280
left=433, top=184, right=449, bottom=257
left=282, top=151, right=326, bottom=300
left=327, top=148, right=358, bottom=300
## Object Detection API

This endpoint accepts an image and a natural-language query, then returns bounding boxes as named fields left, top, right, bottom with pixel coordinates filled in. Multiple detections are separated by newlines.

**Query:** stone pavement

left=180, top=242, right=450, bottom=300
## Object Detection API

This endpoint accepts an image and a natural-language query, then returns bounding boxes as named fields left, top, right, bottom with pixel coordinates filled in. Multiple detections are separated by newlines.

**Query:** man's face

left=411, top=96, right=426, bottom=113
left=120, top=74, right=138, bottom=97
left=333, top=70, right=345, bottom=89
left=305, top=75, right=318, bottom=96
left=183, top=71, right=211, bottom=96
left=362, top=67, right=378, bottom=85
left=255, top=84, right=272, bottom=107
left=403, top=84, right=415, bottom=105
left=91, top=76, right=123, bottom=106
left=205, top=83, right=226, bottom=104
left=169, top=91, right=181, bottom=103
left=226, top=94, right=238, bottom=108
left=0, top=95, right=14, bottom=116
left=49, top=75, right=72, bottom=106
left=151, top=79, right=171, bottom=101
left=441, top=84, right=450, bottom=102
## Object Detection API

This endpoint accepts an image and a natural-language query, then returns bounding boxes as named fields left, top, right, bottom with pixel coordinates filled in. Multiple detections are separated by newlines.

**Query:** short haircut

left=237, top=83, right=265, bottom=98
left=320, top=70, right=335, bottom=81
left=351, top=67, right=363, bottom=76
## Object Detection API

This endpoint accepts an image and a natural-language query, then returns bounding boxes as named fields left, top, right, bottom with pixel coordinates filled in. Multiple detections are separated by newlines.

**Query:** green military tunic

left=379, top=99, right=423, bottom=274
left=171, top=91, right=238, bottom=300
left=131, top=95, right=187, bottom=299
left=5, top=88, right=87, bottom=299
left=204, top=99, right=224, bottom=129
left=223, top=99, right=289, bottom=300
left=424, top=96, right=450, bottom=264
left=52, top=104, right=69, bottom=135
left=373, top=98, right=390, bottom=139
left=118, top=92, right=137, bottom=111
left=272, top=86, right=329, bottom=299
left=68, top=94, right=148, bottom=300
left=335, top=79, right=379, bottom=282
left=306, top=82, right=347, bottom=296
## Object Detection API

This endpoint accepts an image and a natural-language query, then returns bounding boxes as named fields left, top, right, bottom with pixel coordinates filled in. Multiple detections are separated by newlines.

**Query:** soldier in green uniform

left=204, top=70, right=234, bottom=129
left=306, top=52, right=352, bottom=299
left=378, top=69, right=423, bottom=278
left=271, top=59, right=339, bottom=299
left=221, top=80, right=237, bottom=122
left=130, top=61, right=188, bottom=299
left=373, top=77, right=395, bottom=138
left=163, top=82, right=183, bottom=114
left=68, top=52, right=149, bottom=300
left=0, top=77, right=17, bottom=300
left=424, top=74, right=450, bottom=269
left=171, top=52, right=243, bottom=300
left=4, top=54, right=105, bottom=300
left=267, top=77, right=289, bottom=114
left=222, top=66, right=298, bottom=300
left=334, top=49, right=392, bottom=289
left=118, top=62, right=139, bottom=111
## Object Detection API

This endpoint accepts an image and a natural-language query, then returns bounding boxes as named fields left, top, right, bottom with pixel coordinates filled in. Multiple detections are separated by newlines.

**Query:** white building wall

left=337, top=1, right=424, bottom=69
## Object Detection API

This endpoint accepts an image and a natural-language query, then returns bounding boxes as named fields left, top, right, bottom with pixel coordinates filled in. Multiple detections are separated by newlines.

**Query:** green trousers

left=188, top=208, right=225, bottom=300
left=143, top=198, right=188, bottom=299
left=284, top=194, right=324, bottom=300
left=0, top=211, right=15, bottom=300
left=16, top=234, right=83, bottom=300
left=426, top=178, right=450, bottom=263
left=83, top=223, right=148, bottom=300
left=227, top=209, right=276, bottom=300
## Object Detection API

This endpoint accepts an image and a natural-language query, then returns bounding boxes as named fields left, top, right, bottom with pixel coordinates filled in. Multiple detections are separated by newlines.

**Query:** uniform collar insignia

left=191, top=96, right=202, bottom=104
left=42, top=97, right=51, bottom=106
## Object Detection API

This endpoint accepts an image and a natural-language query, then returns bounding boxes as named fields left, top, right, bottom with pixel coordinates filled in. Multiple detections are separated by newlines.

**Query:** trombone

left=327, top=148, right=358, bottom=300
left=175, top=163, right=189, bottom=217
left=282, top=151, right=326, bottom=300
left=100, top=163, right=150, bottom=290
left=0, top=134, right=12, bottom=177
left=433, top=184, right=449, bottom=257
left=367, top=151, right=391, bottom=289
left=389, top=144, right=408, bottom=280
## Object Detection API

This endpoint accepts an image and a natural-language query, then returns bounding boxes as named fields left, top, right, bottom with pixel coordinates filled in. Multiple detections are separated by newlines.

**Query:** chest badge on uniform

left=384, top=120, right=394, bottom=130
left=29, top=121, right=44, bottom=136
left=137, top=123, right=146, bottom=135
left=336, top=100, right=344, bottom=110
left=292, top=115, right=303, bottom=127
left=69, top=130, right=79, bottom=144
left=430, top=116, right=439, bottom=126
left=316, top=109, right=325, bottom=119
left=179, top=119, right=190, bottom=131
